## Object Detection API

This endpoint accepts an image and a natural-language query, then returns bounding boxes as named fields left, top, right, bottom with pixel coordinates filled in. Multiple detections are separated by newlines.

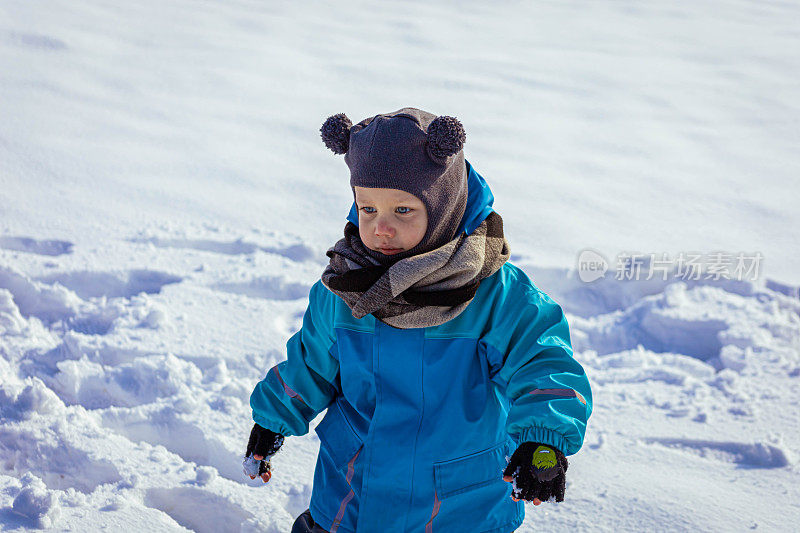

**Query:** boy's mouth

left=378, top=247, right=403, bottom=255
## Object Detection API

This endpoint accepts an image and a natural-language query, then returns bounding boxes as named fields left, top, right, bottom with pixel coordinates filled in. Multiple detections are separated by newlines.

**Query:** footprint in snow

left=642, top=438, right=790, bottom=469
left=0, top=235, right=73, bottom=256
left=129, top=236, right=316, bottom=262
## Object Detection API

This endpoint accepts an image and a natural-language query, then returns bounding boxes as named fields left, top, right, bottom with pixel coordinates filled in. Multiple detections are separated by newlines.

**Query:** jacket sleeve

left=249, top=280, right=340, bottom=437
left=483, top=285, right=592, bottom=456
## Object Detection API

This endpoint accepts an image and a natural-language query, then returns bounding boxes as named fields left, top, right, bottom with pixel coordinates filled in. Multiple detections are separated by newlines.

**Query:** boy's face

left=354, top=186, right=428, bottom=256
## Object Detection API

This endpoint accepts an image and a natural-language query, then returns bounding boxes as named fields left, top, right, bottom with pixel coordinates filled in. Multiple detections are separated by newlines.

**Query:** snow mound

left=11, top=473, right=61, bottom=529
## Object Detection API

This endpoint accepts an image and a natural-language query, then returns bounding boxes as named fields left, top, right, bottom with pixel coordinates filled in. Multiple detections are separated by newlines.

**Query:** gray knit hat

left=320, top=107, right=468, bottom=264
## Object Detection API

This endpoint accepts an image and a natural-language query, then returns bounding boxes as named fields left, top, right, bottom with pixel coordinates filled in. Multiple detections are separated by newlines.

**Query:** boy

left=244, top=108, right=592, bottom=532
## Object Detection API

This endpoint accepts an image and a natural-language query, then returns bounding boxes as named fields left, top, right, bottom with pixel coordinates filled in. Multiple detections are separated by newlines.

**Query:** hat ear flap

left=320, top=113, right=352, bottom=154
left=425, top=115, right=466, bottom=164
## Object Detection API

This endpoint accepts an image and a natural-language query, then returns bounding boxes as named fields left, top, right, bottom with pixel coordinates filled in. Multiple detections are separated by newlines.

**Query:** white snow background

left=1, top=0, right=799, bottom=531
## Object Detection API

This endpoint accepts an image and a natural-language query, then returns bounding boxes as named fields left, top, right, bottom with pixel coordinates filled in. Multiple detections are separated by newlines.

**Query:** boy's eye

left=359, top=207, right=413, bottom=214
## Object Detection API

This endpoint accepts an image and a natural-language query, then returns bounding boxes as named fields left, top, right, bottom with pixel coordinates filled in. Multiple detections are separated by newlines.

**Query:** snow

left=10, top=474, right=61, bottom=530
left=1, top=0, right=799, bottom=531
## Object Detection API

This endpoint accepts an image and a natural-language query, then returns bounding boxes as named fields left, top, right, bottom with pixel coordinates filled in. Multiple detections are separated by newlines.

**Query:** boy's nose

left=375, top=222, right=394, bottom=237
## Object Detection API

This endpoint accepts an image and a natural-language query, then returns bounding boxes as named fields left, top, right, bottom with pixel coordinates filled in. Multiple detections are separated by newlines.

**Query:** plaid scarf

left=321, top=211, right=510, bottom=329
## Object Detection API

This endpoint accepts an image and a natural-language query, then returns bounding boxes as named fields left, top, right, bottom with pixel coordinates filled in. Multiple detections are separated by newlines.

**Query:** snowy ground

left=1, top=0, right=799, bottom=531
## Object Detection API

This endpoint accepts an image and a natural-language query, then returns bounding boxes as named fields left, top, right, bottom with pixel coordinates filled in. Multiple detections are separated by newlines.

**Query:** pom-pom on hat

left=320, top=107, right=468, bottom=263
left=320, top=113, right=352, bottom=155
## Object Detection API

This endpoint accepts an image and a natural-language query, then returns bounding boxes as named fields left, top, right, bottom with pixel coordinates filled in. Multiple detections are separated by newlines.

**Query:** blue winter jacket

left=250, top=160, right=593, bottom=533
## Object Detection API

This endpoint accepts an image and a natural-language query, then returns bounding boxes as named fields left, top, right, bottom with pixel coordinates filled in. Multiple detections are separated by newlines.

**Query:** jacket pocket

left=314, top=399, right=363, bottom=471
left=434, top=439, right=513, bottom=500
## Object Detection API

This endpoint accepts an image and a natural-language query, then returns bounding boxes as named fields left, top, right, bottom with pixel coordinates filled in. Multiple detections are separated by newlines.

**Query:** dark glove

left=502, top=442, right=568, bottom=504
left=243, top=423, right=284, bottom=482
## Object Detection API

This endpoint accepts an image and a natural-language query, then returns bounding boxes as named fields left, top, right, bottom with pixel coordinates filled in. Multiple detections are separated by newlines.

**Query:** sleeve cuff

left=252, top=412, right=291, bottom=437
left=514, top=426, right=569, bottom=455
